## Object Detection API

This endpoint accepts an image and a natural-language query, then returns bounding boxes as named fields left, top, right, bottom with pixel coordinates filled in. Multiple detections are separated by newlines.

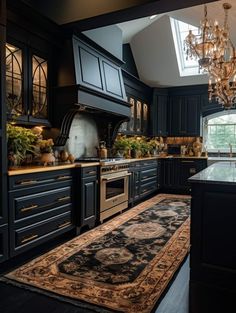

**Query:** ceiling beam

left=62, top=0, right=220, bottom=31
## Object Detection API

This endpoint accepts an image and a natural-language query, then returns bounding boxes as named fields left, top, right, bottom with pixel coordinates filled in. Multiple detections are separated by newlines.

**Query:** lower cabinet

left=76, top=166, right=98, bottom=230
left=161, top=158, right=207, bottom=193
left=0, top=224, right=8, bottom=263
left=129, top=159, right=160, bottom=205
left=8, top=169, right=75, bottom=257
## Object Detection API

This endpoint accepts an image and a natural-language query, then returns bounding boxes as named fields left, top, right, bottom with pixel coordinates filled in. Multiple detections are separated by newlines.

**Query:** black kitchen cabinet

left=161, top=158, right=207, bottom=193
left=179, top=159, right=207, bottom=190
left=129, top=159, right=160, bottom=205
left=8, top=169, right=75, bottom=256
left=168, top=94, right=201, bottom=137
left=151, top=88, right=168, bottom=137
left=189, top=179, right=236, bottom=313
left=6, top=17, right=53, bottom=126
left=161, top=158, right=180, bottom=189
left=77, top=166, right=98, bottom=231
left=5, top=39, right=50, bottom=126
left=119, top=96, right=149, bottom=135
left=119, top=70, right=152, bottom=135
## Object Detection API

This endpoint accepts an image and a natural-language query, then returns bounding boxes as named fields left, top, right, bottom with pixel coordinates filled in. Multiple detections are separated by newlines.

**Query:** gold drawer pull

left=58, top=221, right=71, bottom=229
left=57, top=196, right=70, bottom=202
left=17, top=180, right=38, bottom=185
left=57, top=175, right=71, bottom=180
left=21, top=234, right=38, bottom=244
left=20, top=204, right=38, bottom=212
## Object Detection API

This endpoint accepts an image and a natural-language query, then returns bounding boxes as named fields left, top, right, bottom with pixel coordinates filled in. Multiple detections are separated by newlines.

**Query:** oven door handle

left=101, top=173, right=131, bottom=181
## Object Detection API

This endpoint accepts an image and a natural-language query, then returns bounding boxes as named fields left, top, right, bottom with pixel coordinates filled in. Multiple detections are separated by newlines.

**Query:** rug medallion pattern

left=6, top=194, right=190, bottom=313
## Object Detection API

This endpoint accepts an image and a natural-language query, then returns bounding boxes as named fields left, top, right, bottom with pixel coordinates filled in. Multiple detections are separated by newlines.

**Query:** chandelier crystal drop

left=184, top=3, right=236, bottom=109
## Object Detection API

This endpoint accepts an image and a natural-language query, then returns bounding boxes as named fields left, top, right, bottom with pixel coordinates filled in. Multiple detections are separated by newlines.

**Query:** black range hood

left=53, top=34, right=130, bottom=146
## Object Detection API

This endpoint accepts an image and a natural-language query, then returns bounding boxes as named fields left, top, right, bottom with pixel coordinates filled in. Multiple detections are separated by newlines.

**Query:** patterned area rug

left=5, top=194, right=190, bottom=313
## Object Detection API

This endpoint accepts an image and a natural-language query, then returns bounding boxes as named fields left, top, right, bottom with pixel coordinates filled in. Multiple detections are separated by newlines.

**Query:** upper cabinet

left=168, top=86, right=202, bottom=137
left=119, top=71, right=152, bottom=135
left=150, top=88, right=168, bottom=137
left=6, top=41, right=50, bottom=126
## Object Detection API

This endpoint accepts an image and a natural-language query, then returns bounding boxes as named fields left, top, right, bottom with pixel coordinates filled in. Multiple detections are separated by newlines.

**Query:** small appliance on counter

left=167, top=144, right=181, bottom=155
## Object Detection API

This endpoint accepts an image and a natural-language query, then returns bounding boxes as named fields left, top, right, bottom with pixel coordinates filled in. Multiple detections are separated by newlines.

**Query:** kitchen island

left=188, top=162, right=236, bottom=313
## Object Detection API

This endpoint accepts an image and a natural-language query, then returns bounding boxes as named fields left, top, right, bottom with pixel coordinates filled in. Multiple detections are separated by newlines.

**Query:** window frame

left=170, top=17, right=206, bottom=77
left=203, top=111, right=236, bottom=152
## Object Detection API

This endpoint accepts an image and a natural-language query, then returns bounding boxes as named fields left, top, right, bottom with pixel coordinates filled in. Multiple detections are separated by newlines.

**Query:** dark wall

left=122, top=43, right=139, bottom=79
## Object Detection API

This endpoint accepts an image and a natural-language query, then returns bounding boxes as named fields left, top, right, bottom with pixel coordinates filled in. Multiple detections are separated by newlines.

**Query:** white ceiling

left=118, top=0, right=236, bottom=87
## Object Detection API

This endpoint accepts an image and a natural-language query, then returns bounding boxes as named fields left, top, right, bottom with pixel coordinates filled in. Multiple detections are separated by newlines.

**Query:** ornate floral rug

left=5, top=194, right=190, bottom=313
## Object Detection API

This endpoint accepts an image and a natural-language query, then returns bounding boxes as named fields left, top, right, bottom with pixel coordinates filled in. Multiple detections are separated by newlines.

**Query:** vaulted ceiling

left=19, top=0, right=233, bottom=88
left=118, top=0, right=236, bottom=87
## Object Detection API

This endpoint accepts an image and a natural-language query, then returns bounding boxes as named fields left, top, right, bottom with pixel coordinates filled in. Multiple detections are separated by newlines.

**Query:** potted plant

left=127, top=138, right=140, bottom=158
left=7, top=123, right=38, bottom=166
left=113, top=137, right=130, bottom=157
left=140, top=141, right=151, bottom=157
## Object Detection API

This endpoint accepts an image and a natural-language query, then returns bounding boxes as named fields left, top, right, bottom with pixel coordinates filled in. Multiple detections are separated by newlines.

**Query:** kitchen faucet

left=229, top=144, right=233, bottom=157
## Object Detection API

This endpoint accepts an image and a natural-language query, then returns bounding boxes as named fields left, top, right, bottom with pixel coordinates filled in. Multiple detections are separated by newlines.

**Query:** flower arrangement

left=38, top=138, right=54, bottom=153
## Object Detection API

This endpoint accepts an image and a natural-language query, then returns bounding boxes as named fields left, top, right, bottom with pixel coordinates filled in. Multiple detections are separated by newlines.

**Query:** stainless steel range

left=100, top=160, right=130, bottom=222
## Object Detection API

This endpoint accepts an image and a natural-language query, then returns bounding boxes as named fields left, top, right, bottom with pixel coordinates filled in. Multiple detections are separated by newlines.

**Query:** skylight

left=170, top=17, right=204, bottom=77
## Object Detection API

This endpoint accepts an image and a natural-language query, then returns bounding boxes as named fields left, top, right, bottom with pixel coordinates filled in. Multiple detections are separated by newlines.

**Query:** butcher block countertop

left=8, top=162, right=100, bottom=176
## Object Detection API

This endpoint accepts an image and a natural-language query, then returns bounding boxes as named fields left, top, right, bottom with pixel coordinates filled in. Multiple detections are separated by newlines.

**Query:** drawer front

left=14, top=212, right=72, bottom=249
left=140, top=168, right=157, bottom=181
left=82, top=166, right=98, bottom=178
left=12, top=186, right=72, bottom=221
left=140, top=181, right=158, bottom=197
left=9, top=169, right=73, bottom=191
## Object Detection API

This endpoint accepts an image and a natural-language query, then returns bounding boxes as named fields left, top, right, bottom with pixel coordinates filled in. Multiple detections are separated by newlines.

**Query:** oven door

left=100, top=172, right=130, bottom=212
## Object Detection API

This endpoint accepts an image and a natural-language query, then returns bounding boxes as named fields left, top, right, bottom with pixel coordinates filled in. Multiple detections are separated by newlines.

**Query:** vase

left=40, top=153, right=55, bottom=166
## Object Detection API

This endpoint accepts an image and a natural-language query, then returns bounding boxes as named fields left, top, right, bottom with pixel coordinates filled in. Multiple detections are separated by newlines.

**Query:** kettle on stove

left=97, top=141, right=107, bottom=159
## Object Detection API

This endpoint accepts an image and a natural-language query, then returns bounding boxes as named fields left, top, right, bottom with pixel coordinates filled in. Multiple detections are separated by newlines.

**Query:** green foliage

left=128, top=138, right=141, bottom=151
left=113, top=137, right=130, bottom=151
left=7, top=123, right=38, bottom=162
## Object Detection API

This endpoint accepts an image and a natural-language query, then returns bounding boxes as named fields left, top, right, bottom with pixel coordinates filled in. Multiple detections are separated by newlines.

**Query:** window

left=204, top=112, right=236, bottom=151
left=170, top=17, right=205, bottom=77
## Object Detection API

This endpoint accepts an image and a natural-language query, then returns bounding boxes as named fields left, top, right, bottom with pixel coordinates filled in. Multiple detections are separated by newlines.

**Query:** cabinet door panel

left=81, top=177, right=97, bottom=226
left=186, top=95, right=201, bottom=136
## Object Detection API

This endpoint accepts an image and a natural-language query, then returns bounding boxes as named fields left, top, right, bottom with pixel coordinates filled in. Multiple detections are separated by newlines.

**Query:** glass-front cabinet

left=32, top=54, right=48, bottom=120
left=119, top=96, right=149, bottom=135
left=6, top=43, right=24, bottom=118
left=6, top=41, right=49, bottom=125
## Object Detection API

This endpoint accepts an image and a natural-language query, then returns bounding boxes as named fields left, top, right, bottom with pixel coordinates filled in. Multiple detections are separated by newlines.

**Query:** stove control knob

left=113, top=165, right=118, bottom=171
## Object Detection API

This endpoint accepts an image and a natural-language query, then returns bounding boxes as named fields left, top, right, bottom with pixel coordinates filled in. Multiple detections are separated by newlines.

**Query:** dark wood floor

left=0, top=257, right=189, bottom=313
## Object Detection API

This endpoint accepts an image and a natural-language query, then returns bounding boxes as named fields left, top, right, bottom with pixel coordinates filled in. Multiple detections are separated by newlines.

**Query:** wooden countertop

left=8, top=162, right=100, bottom=176
left=8, top=155, right=207, bottom=176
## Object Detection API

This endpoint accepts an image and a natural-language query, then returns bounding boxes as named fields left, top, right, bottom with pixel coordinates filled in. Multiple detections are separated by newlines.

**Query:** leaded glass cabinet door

left=5, top=43, right=24, bottom=119
left=31, top=54, right=48, bottom=120
left=135, top=100, right=142, bottom=133
left=142, top=103, right=148, bottom=134
left=128, top=97, right=135, bottom=132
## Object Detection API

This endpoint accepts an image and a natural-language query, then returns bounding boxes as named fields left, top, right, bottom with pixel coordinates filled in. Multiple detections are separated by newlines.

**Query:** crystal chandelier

left=208, top=3, right=236, bottom=109
left=184, top=3, right=236, bottom=109
left=184, top=4, right=215, bottom=71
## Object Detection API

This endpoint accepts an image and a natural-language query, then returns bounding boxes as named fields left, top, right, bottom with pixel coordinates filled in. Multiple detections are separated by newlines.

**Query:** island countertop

left=189, top=161, right=236, bottom=185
